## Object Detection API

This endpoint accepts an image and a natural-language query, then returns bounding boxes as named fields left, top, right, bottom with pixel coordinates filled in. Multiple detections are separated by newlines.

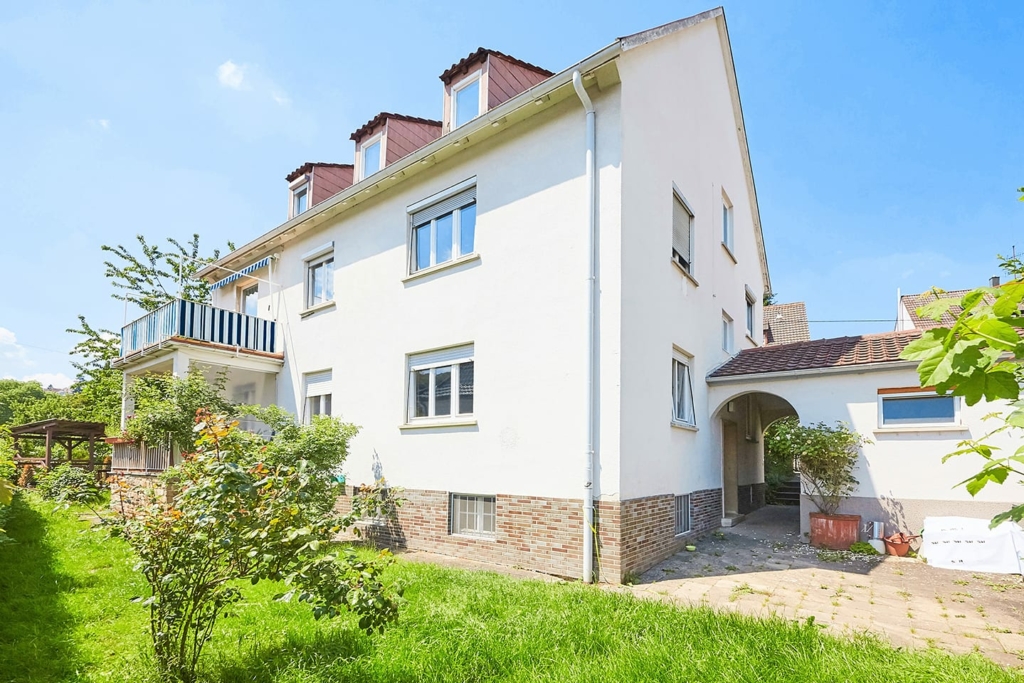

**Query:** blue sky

left=1, top=1, right=1021, bottom=387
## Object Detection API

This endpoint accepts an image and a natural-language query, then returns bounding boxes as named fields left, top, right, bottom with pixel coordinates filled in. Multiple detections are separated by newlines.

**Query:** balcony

left=118, top=299, right=277, bottom=361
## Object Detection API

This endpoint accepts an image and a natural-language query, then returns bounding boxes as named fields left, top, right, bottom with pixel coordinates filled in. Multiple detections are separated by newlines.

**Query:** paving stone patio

left=625, top=505, right=1024, bottom=668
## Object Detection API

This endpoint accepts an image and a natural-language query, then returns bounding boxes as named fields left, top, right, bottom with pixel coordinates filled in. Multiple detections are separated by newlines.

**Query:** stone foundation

left=337, top=486, right=724, bottom=583
left=109, top=471, right=174, bottom=516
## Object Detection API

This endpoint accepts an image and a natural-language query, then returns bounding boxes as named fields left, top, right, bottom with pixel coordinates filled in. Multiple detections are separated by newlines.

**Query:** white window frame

left=722, top=312, right=734, bottom=353
left=671, top=351, right=696, bottom=428
left=878, top=392, right=960, bottom=428
left=744, top=288, right=756, bottom=338
left=303, top=242, right=335, bottom=311
left=721, top=190, right=735, bottom=254
left=358, top=132, right=383, bottom=181
left=450, top=493, right=496, bottom=537
left=672, top=187, right=695, bottom=277
left=674, top=493, right=692, bottom=535
left=406, top=344, right=474, bottom=423
left=303, top=370, right=333, bottom=425
left=239, top=283, right=259, bottom=317
left=290, top=182, right=309, bottom=218
left=407, top=179, right=478, bottom=276
left=451, top=69, right=484, bottom=129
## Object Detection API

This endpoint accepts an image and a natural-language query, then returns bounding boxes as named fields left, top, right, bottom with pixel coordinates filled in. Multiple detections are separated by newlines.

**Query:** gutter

left=572, top=70, right=597, bottom=585
left=197, top=42, right=622, bottom=280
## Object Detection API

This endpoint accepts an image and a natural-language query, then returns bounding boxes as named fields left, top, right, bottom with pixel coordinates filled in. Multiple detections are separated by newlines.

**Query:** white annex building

left=109, top=7, right=1020, bottom=582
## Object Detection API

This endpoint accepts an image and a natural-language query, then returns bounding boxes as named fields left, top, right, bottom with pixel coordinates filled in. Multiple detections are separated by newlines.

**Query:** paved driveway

left=625, top=506, right=1024, bottom=668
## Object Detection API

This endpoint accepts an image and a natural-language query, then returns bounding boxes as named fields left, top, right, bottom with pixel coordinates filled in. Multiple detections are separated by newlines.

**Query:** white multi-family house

left=111, top=7, right=772, bottom=583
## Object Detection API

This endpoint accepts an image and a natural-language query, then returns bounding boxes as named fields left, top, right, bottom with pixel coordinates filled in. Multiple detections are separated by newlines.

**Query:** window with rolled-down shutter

left=672, top=193, right=693, bottom=273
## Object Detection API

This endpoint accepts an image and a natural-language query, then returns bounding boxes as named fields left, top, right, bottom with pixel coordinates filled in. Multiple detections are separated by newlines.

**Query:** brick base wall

left=109, top=472, right=174, bottom=516
left=337, top=486, right=723, bottom=584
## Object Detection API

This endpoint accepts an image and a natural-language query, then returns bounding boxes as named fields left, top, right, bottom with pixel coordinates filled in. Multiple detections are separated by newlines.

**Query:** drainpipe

left=572, top=70, right=597, bottom=584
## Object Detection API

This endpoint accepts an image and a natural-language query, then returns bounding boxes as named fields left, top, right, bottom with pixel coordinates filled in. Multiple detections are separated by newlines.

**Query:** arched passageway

left=712, top=391, right=798, bottom=527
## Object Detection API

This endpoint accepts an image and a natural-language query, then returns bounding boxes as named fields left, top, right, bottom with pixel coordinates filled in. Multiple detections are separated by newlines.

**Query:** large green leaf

left=977, top=319, right=1020, bottom=349
left=900, top=329, right=947, bottom=361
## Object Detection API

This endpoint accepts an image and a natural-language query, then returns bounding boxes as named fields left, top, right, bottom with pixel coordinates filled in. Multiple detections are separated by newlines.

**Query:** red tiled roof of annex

left=710, top=330, right=922, bottom=378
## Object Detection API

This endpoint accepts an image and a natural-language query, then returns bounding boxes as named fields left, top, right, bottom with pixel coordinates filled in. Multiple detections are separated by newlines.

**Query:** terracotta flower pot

left=809, top=512, right=861, bottom=550
left=882, top=533, right=918, bottom=557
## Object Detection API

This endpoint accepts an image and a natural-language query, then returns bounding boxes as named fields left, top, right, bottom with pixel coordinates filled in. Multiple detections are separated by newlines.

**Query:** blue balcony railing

left=120, top=299, right=277, bottom=358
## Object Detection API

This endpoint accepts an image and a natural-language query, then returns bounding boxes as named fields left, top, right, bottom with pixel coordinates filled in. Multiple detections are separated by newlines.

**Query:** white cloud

left=271, top=92, right=290, bottom=107
left=217, top=60, right=247, bottom=90
left=98, top=118, right=110, bottom=129
left=22, top=372, right=73, bottom=389
left=0, top=327, right=26, bottom=361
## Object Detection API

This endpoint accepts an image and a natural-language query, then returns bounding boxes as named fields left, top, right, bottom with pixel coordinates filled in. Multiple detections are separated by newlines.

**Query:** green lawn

left=0, top=493, right=1020, bottom=683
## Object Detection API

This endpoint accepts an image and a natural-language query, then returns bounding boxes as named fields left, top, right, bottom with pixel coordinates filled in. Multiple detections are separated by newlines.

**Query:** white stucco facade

left=195, top=11, right=767, bottom=512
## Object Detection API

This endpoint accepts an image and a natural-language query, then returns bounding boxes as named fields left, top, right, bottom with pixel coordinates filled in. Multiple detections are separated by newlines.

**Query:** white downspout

left=572, top=70, right=597, bottom=584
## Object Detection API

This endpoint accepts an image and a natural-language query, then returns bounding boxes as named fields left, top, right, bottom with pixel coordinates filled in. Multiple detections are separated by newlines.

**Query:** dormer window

left=360, top=135, right=382, bottom=180
left=452, top=73, right=482, bottom=128
left=291, top=184, right=309, bottom=218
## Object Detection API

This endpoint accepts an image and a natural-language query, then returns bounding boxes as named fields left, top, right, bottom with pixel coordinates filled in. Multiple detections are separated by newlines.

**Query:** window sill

left=671, top=259, right=700, bottom=286
left=873, top=425, right=968, bottom=434
left=721, top=242, right=737, bottom=264
left=299, top=300, right=336, bottom=318
left=671, top=421, right=698, bottom=432
left=399, top=418, right=478, bottom=431
left=403, top=253, right=481, bottom=283
left=745, top=334, right=759, bottom=346
left=450, top=532, right=497, bottom=542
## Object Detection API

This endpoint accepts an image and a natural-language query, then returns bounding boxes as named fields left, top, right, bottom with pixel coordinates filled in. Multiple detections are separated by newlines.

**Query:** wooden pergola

left=9, top=419, right=107, bottom=471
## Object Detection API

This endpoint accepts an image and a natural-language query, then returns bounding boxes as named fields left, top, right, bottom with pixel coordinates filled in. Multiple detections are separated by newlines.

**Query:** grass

left=1, top=494, right=1022, bottom=683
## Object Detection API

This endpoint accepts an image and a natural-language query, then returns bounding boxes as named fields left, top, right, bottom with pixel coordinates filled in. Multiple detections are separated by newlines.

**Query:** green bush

left=36, top=464, right=102, bottom=505
left=849, top=541, right=881, bottom=556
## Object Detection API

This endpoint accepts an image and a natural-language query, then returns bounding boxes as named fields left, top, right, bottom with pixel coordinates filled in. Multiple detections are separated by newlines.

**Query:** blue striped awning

left=210, top=257, right=271, bottom=290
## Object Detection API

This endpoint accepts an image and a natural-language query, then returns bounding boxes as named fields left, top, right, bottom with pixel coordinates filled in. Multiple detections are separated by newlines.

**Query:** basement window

left=450, top=493, right=495, bottom=537
left=674, top=494, right=692, bottom=535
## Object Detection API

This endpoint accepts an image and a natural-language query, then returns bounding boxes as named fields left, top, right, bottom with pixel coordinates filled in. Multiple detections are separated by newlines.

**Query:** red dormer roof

left=285, top=162, right=353, bottom=183
left=349, top=112, right=442, bottom=143
left=439, top=47, right=553, bottom=85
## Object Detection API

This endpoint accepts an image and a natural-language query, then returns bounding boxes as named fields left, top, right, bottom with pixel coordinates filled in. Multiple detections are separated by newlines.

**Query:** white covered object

left=920, top=516, right=1024, bottom=575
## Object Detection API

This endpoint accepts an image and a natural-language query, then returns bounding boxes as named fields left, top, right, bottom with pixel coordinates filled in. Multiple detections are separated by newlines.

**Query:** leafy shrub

left=788, top=421, right=870, bottom=516
left=849, top=541, right=881, bottom=556
left=123, top=409, right=401, bottom=683
left=36, top=464, right=102, bottom=505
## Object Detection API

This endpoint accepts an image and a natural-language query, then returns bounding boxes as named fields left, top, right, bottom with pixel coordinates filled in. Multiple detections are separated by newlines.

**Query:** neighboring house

left=709, top=292, right=1021, bottom=539
left=763, top=302, right=809, bottom=345
left=110, top=7, right=771, bottom=583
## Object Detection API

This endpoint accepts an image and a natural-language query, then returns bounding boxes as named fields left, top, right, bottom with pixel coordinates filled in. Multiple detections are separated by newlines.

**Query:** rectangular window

left=408, top=344, right=474, bottom=421
left=450, top=493, right=495, bottom=536
left=292, top=185, right=309, bottom=217
left=722, top=192, right=734, bottom=252
left=453, top=75, right=481, bottom=128
left=304, top=370, right=332, bottom=424
left=722, top=313, right=734, bottom=353
left=674, top=494, right=691, bottom=535
left=672, top=356, right=695, bottom=426
left=306, top=254, right=334, bottom=308
left=745, top=291, right=755, bottom=338
left=672, top=191, right=694, bottom=275
left=880, top=393, right=958, bottom=427
left=410, top=185, right=477, bottom=273
left=361, top=137, right=382, bottom=179
left=241, top=284, right=258, bottom=317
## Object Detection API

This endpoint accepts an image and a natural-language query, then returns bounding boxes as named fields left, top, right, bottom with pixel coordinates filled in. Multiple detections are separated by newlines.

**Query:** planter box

left=809, top=513, right=861, bottom=550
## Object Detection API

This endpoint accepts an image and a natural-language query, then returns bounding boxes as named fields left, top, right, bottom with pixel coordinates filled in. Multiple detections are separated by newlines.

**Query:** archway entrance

left=715, top=392, right=798, bottom=528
